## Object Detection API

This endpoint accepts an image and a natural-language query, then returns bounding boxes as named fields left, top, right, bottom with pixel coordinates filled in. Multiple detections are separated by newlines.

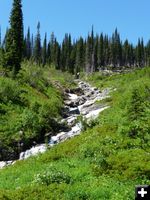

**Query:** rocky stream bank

left=0, top=80, right=111, bottom=169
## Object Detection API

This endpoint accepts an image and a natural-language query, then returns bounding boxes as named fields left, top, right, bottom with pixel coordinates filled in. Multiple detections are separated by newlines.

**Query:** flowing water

left=0, top=81, right=110, bottom=169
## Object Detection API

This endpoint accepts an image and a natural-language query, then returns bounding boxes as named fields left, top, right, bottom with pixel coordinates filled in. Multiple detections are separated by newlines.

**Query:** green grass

left=0, top=66, right=150, bottom=199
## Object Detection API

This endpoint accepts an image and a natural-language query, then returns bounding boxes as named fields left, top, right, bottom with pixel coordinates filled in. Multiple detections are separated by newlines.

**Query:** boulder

left=70, top=87, right=84, bottom=95
left=69, top=107, right=80, bottom=115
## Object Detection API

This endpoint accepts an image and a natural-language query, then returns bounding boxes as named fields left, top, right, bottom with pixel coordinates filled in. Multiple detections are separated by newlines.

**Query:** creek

left=0, top=80, right=110, bottom=169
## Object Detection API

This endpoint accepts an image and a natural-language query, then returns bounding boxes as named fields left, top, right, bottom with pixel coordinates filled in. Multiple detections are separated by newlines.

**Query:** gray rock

left=69, top=107, right=80, bottom=115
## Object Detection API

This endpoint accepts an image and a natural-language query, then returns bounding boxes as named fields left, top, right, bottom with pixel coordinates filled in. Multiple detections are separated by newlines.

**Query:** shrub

left=34, top=168, right=72, bottom=186
left=0, top=77, right=21, bottom=104
left=76, top=115, right=99, bottom=132
left=17, top=63, right=50, bottom=91
left=128, top=87, right=145, bottom=121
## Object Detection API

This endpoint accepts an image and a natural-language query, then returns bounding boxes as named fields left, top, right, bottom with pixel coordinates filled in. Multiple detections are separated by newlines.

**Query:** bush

left=0, top=77, right=21, bottom=104
left=128, top=87, right=145, bottom=121
left=17, top=63, right=50, bottom=91
left=34, top=168, right=72, bottom=186
left=76, top=115, right=99, bottom=132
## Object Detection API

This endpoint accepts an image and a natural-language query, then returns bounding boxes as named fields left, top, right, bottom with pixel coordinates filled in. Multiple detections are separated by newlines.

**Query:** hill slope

left=0, top=66, right=150, bottom=200
left=0, top=63, right=75, bottom=161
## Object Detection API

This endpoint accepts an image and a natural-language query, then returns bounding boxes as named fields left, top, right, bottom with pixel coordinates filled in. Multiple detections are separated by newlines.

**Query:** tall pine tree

left=26, top=27, right=31, bottom=59
left=85, top=35, right=91, bottom=73
left=42, top=33, right=47, bottom=66
left=145, top=40, right=150, bottom=66
left=98, top=33, right=104, bottom=69
left=75, top=37, right=84, bottom=73
left=5, top=0, right=23, bottom=73
left=34, top=22, right=41, bottom=65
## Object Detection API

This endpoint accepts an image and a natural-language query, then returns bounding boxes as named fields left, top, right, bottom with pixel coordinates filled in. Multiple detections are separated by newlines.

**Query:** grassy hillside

left=0, top=67, right=150, bottom=200
left=0, top=62, right=75, bottom=160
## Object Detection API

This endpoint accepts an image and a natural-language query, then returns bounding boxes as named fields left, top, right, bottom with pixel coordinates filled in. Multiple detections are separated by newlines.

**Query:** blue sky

left=0, top=0, right=150, bottom=44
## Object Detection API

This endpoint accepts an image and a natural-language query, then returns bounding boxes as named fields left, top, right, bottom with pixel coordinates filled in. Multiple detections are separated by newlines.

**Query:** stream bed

left=0, top=81, right=110, bottom=169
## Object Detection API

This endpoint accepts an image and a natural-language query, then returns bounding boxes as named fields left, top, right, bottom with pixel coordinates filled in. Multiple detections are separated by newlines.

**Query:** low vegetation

left=0, top=66, right=149, bottom=199
left=0, top=62, right=75, bottom=160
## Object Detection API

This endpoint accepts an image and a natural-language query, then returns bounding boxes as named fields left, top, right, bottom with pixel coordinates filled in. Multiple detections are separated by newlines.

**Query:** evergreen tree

left=52, top=37, right=60, bottom=69
left=129, top=44, right=135, bottom=67
left=61, top=38, right=66, bottom=71
left=94, top=35, right=99, bottom=71
left=54, top=39, right=61, bottom=69
left=47, top=32, right=60, bottom=68
left=111, top=29, right=122, bottom=68
left=74, top=39, right=79, bottom=73
left=70, top=42, right=77, bottom=74
left=49, top=32, right=55, bottom=65
left=4, top=29, right=18, bottom=68
left=145, top=40, right=150, bottom=66
left=4, top=0, right=23, bottom=72
left=141, top=38, right=145, bottom=66
left=47, top=41, right=51, bottom=65
left=31, top=34, right=34, bottom=58
left=123, top=39, right=130, bottom=67
left=136, top=39, right=140, bottom=67
left=66, top=34, right=72, bottom=71
left=34, top=22, right=41, bottom=65
left=103, top=35, right=110, bottom=67
left=85, top=27, right=95, bottom=73
left=75, top=37, right=84, bottom=73
left=128, top=88, right=145, bottom=121
left=90, top=26, right=95, bottom=72
left=42, top=33, right=47, bottom=66
left=97, top=33, right=104, bottom=69
left=60, top=34, right=72, bottom=71
left=91, top=25, right=94, bottom=52
left=85, top=35, right=91, bottom=73
left=26, top=27, right=31, bottom=59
